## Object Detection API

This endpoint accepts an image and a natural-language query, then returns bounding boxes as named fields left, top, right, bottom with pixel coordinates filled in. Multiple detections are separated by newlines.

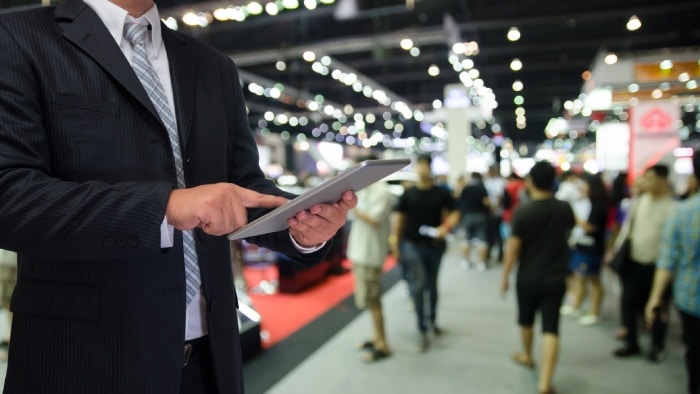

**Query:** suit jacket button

left=104, top=237, right=115, bottom=247
left=128, top=236, right=140, bottom=247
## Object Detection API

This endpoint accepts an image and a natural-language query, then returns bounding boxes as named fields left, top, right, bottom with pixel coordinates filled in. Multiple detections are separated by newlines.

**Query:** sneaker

left=647, top=347, right=666, bottom=363
left=560, top=304, right=580, bottom=317
left=578, top=314, right=599, bottom=326
left=432, top=325, right=444, bottom=336
left=613, top=345, right=641, bottom=358
left=418, top=334, right=429, bottom=353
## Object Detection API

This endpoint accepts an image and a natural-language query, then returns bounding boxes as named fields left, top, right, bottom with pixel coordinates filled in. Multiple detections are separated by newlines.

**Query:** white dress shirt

left=82, top=0, right=323, bottom=340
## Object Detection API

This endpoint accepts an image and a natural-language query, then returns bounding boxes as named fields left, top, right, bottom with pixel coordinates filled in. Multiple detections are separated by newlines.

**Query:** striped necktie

left=124, top=23, right=200, bottom=306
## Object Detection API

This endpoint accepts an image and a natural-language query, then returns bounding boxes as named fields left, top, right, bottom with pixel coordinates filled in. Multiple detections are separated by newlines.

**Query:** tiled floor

left=0, top=241, right=688, bottom=393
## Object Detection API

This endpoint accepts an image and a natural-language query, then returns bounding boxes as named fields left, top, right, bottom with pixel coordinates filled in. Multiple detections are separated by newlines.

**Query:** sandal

left=511, top=352, right=535, bottom=369
left=355, top=340, right=374, bottom=351
left=362, top=347, right=391, bottom=363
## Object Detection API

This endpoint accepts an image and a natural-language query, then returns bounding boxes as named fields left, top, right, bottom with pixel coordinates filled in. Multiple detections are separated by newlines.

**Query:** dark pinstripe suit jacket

left=0, top=1, right=329, bottom=392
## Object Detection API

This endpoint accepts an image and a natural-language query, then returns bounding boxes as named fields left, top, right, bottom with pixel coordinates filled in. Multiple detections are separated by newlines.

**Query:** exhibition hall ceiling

left=3, top=0, right=699, bottom=144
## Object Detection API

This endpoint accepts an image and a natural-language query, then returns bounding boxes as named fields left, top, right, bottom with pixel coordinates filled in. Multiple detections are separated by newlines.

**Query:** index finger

left=254, top=194, right=289, bottom=209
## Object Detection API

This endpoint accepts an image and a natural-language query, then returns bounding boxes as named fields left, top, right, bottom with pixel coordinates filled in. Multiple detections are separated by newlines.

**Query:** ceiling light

left=581, top=70, right=592, bottom=80
left=514, top=95, right=524, bottom=105
left=510, top=58, right=522, bottom=71
left=461, top=59, right=474, bottom=69
left=304, top=0, right=318, bottom=9
left=660, top=59, right=673, bottom=70
left=428, top=64, right=440, bottom=77
left=265, top=2, right=279, bottom=15
left=679, top=72, right=690, bottom=82
left=410, top=47, right=421, bottom=57
left=628, top=83, right=639, bottom=93
left=275, top=60, right=287, bottom=71
left=302, top=51, right=316, bottom=62
left=515, top=107, right=525, bottom=116
left=247, top=2, right=263, bottom=15
left=688, top=80, right=698, bottom=90
left=507, top=27, right=521, bottom=42
left=452, top=42, right=466, bottom=54
left=213, top=8, right=228, bottom=21
left=651, top=89, right=663, bottom=99
left=512, top=80, right=523, bottom=92
left=163, top=17, right=178, bottom=30
left=182, top=12, right=201, bottom=26
left=400, top=38, right=414, bottom=50
left=626, top=15, right=641, bottom=31
left=464, top=41, right=479, bottom=56
left=660, top=82, right=671, bottom=91
left=604, top=53, right=618, bottom=65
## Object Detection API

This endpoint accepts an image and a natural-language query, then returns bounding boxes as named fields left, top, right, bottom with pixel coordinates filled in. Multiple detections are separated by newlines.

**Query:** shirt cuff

left=161, top=216, right=174, bottom=248
left=289, top=232, right=325, bottom=254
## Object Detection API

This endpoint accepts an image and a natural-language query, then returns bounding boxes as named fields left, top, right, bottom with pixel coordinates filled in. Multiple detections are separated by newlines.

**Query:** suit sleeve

left=0, top=22, right=171, bottom=259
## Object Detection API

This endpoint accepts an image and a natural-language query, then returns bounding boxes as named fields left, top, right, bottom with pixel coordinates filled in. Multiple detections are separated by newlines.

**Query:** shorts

left=352, top=265, right=382, bottom=309
left=460, top=213, right=488, bottom=243
left=516, top=281, right=566, bottom=335
left=0, top=265, right=17, bottom=309
left=569, top=250, right=604, bottom=276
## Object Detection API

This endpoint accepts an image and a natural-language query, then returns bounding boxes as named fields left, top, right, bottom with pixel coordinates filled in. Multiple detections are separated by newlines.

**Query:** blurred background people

left=500, top=161, right=575, bottom=394
left=645, top=151, right=700, bottom=394
left=484, top=165, right=508, bottom=264
left=457, top=172, right=490, bottom=271
left=613, top=165, right=676, bottom=361
left=501, top=173, right=525, bottom=241
left=347, top=156, right=395, bottom=363
left=565, top=174, right=609, bottom=326
left=390, top=154, right=460, bottom=353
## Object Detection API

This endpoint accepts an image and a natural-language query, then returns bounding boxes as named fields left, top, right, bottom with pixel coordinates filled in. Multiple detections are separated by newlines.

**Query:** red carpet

left=244, top=256, right=396, bottom=348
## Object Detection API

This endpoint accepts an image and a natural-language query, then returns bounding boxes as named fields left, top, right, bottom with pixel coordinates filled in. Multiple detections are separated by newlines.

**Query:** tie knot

left=124, top=23, right=149, bottom=47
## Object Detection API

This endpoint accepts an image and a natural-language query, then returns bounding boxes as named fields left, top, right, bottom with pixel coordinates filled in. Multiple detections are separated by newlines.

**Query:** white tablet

left=228, top=158, right=411, bottom=240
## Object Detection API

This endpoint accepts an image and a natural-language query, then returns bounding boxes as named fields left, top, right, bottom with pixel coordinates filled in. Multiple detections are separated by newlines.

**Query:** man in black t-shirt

left=500, top=161, right=575, bottom=394
left=390, top=155, right=460, bottom=353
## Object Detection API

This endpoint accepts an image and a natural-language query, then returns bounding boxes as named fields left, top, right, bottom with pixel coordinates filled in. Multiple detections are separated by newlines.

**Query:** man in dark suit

left=0, top=0, right=356, bottom=393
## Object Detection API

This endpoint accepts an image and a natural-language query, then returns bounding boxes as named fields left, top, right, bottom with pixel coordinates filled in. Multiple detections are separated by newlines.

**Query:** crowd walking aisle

left=267, top=241, right=686, bottom=394
left=0, top=241, right=686, bottom=392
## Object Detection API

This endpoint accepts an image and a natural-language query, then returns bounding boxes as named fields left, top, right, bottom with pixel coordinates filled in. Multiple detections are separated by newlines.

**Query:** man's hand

left=166, top=183, right=288, bottom=236
left=287, top=191, right=357, bottom=247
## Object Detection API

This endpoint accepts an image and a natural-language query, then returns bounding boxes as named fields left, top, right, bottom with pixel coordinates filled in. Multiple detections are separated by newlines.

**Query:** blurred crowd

left=346, top=153, right=699, bottom=394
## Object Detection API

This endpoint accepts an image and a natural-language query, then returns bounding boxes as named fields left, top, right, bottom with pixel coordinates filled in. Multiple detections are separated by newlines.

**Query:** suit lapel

left=162, top=27, right=197, bottom=146
left=55, top=0, right=161, bottom=124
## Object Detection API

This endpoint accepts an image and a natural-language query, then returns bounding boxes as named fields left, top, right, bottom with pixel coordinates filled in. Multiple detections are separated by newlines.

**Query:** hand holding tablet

left=228, top=158, right=410, bottom=240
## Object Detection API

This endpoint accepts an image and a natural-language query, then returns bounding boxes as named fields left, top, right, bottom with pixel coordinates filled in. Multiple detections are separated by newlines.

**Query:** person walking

left=645, top=151, right=700, bottom=393
left=501, top=161, right=575, bottom=394
left=347, top=157, right=395, bottom=363
left=613, top=165, right=676, bottom=361
left=390, top=154, right=460, bottom=352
